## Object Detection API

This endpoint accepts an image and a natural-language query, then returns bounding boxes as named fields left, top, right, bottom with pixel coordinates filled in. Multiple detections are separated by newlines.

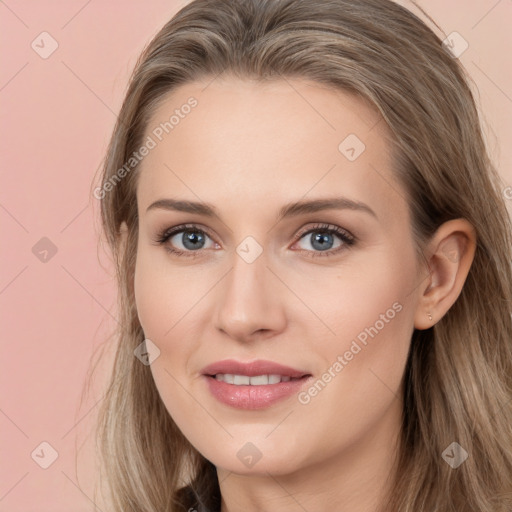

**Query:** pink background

left=1, top=1, right=510, bottom=510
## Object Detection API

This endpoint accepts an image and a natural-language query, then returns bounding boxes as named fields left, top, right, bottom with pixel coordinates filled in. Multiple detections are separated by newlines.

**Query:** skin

left=124, top=77, right=476, bottom=512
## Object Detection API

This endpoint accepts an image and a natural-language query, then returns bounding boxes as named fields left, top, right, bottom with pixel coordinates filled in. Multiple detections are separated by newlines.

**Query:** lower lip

left=203, top=375, right=312, bottom=410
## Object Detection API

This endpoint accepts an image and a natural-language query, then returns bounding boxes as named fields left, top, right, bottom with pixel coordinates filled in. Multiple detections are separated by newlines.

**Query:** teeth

left=250, top=374, right=270, bottom=385
left=233, top=375, right=250, bottom=385
left=214, top=374, right=294, bottom=385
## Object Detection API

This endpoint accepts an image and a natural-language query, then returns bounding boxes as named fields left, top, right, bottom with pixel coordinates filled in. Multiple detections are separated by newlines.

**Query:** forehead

left=136, top=77, right=407, bottom=225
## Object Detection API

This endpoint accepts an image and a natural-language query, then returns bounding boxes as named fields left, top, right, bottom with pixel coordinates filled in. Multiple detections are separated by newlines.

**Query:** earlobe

left=414, top=219, right=477, bottom=330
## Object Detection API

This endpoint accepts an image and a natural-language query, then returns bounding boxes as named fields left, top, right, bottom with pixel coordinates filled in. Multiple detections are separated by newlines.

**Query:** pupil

left=183, top=231, right=204, bottom=250
left=312, top=232, right=332, bottom=251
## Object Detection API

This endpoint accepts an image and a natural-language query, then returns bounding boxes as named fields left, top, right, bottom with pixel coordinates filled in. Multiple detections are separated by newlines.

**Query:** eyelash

left=154, top=222, right=356, bottom=259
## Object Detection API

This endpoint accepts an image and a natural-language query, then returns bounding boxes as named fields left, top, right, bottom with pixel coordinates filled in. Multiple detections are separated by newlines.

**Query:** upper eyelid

left=296, top=223, right=353, bottom=238
left=162, top=223, right=215, bottom=240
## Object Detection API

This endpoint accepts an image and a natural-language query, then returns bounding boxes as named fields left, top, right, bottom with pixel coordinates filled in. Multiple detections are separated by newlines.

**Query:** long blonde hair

left=92, top=0, right=512, bottom=510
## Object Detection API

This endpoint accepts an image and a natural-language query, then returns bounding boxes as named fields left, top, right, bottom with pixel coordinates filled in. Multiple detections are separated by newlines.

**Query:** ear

left=414, top=218, right=477, bottom=330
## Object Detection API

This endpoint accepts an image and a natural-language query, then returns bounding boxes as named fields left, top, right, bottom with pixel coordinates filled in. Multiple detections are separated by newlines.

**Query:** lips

left=201, top=359, right=313, bottom=410
left=201, top=359, right=310, bottom=379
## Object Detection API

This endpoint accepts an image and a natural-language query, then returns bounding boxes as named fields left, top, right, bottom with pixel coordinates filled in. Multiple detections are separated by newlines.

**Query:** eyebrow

left=146, top=197, right=377, bottom=221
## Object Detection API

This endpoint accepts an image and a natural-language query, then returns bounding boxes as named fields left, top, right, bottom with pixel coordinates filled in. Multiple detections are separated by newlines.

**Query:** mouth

left=207, top=373, right=308, bottom=385
left=201, top=359, right=312, bottom=409
left=201, top=358, right=310, bottom=379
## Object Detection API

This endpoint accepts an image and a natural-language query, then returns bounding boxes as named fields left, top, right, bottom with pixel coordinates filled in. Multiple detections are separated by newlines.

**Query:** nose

left=213, top=248, right=287, bottom=343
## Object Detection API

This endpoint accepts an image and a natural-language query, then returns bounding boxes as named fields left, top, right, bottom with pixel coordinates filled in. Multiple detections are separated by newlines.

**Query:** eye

left=291, top=223, right=355, bottom=257
left=155, top=224, right=217, bottom=257
left=154, top=222, right=356, bottom=259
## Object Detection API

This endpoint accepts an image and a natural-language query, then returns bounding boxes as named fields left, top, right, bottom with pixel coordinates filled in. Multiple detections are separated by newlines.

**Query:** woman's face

left=133, top=77, right=427, bottom=476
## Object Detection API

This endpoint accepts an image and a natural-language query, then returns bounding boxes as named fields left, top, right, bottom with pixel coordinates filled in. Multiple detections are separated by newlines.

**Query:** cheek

left=298, top=244, right=417, bottom=404
left=133, top=253, right=205, bottom=429
left=133, top=248, right=215, bottom=400
left=133, top=247, right=206, bottom=338
left=292, top=273, right=414, bottom=457
left=133, top=254, right=168, bottom=337
left=297, top=243, right=416, bottom=351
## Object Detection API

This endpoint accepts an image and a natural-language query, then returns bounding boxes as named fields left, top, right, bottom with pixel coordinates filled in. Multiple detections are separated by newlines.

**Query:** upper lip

left=201, top=359, right=310, bottom=378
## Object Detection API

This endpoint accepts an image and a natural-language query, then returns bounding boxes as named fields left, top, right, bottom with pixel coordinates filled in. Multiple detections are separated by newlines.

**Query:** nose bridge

left=213, top=240, right=285, bottom=340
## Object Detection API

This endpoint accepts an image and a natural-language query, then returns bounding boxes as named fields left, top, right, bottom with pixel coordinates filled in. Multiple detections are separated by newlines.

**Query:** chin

left=204, top=444, right=306, bottom=477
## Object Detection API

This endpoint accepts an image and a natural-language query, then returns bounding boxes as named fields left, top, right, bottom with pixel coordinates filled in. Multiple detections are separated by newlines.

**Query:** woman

left=93, top=0, right=512, bottom=510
